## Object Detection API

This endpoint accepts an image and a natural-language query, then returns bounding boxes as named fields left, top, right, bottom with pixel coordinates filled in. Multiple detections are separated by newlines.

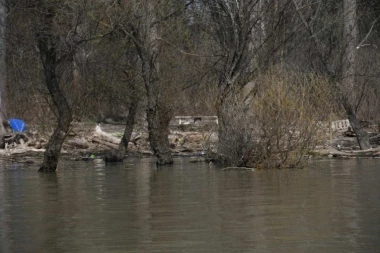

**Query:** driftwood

left=66, top=137, right=89, bottom=149
left=0, top=133, right=29, bottom=149
left=315, top=147, right=380, bottom=158
left=91, top=126, right=148, bottom=152
left=92, top=136, right=119, bottom=149
left=342, top=147, right=380, bottom=157
left=91, top=125, right=121, bottom=149
left=370, top=134, right=380, bottom=145
left=222, top=167, right=255, bottom=171
left=93, top=125, right=121, bottom=145
left=131, top=133, right=142, bottom=146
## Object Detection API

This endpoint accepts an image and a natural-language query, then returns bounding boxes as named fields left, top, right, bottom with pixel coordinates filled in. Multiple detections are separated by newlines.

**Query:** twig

left=357, top=16, right=380, bottom=49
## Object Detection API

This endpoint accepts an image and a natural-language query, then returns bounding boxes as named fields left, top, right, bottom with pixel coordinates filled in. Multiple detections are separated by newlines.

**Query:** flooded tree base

left=38, top=165, right=57, bottom=172
left=104, top=154, right=124, bottom=163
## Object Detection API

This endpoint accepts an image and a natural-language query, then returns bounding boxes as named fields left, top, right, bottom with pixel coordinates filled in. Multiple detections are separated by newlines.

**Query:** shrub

left=217, top=69, right=334, bottom=169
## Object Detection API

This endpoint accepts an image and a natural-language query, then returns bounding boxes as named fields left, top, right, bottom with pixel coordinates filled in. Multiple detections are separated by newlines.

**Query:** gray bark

left=343, top=0, right=357, bottom=90
left=134, top=1, right=173, bottom=165
left=106, top=98, right=139, bottom=162
left=343, top=0, right=371, bottom=150
left=345, top=102, right=370, bottom=150
left=117, top=99, right=138, bottom=158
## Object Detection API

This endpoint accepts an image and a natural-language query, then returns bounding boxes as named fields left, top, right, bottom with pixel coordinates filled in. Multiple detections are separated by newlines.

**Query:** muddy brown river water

left=0, top=157, right=379, bottom=252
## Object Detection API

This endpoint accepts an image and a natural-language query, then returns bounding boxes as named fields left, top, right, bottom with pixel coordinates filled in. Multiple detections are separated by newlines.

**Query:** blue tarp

left=9, top=118, right=26, bottom=132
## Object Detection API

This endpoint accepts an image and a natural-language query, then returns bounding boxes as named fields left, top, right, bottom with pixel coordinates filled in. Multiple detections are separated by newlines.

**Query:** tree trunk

left=342, top=0, right=370, bottom=150
left=143, top=54, right=173, bottom=165
left=105, top=99, right=138, bottom=162
left=134, top=1, right=173, bottom=165
left=132, top=51, right=174, bottom=166
left=216, top=96, right=252, bottom=167
left=146, top=99, right=173, bottom=165
left=142, top=63, right=173, bottom=165
left=117, top=99, right=138, bottom=158
left=344, top=102, right=371, bottom=149
left=207, top=1, right=261, bottom=166
left=216, top=107, right=233, bottom=164
left=37, top=5, right=73, bottom=172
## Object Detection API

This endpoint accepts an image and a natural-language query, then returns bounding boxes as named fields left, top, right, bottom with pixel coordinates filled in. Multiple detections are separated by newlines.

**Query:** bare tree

left=341, top=0, right=370, bottom=149
left=122, top=1, right=172, bottom=165
left=292, top=0, right=371, bottom=149
left=6, top=0, right=123, bottom=171
left=114, top=1, right=194, bottom=165
left=203, top=0, right=261, bottom=165
left=34, top=1, right=73, bottom=172
left=203, top=0, right=295, bottom=166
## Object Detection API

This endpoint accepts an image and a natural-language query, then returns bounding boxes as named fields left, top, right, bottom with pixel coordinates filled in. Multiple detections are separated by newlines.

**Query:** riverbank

left=0, top=121, right=216, bottom=163
left=1, top=121, right=380, bottom=164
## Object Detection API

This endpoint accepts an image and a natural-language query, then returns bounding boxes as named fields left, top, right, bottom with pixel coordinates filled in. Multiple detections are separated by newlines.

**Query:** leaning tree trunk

left=37, top=7, right=73, bottom=172
left=343, top=101, right=371, bottom=150
left=106, top=98, right=138, bottom=162
left=116, top=99, right=138, bottom=159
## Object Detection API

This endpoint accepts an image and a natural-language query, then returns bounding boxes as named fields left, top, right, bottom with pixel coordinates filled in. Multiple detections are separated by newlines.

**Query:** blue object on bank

left=9, top=118, right=26, bottom=132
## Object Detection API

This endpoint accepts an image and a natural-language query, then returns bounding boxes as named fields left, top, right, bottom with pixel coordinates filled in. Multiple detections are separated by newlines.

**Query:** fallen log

left=222, top=167, right=255, bottom=171
left=370, top=134, right=380, bottom=145
left=92, top=136, right=119, bottom=149
left=313, top=147, right=380, bottom=157
left=66, top=137, right=89, bottom=149
left=93, top=125, right=121, bottom=145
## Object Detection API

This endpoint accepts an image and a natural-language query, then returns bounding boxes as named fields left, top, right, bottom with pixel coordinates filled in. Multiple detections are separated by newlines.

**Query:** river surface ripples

left=0, top=158, right=379, bottom=252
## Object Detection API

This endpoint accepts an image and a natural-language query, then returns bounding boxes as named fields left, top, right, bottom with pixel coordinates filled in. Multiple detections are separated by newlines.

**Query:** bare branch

left=356, top=15, right=380, bottom=49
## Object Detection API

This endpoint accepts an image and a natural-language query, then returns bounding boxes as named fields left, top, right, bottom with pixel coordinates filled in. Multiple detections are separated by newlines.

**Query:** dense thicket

left=2, top=0, right=380, bottom=170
